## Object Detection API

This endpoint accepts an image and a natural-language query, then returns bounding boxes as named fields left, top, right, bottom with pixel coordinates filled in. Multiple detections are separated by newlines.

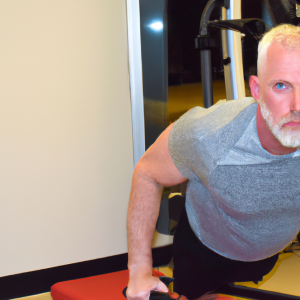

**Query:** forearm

left=127, top=164, right=163, bottom=274
left=125, top=124, right=187, bottom=299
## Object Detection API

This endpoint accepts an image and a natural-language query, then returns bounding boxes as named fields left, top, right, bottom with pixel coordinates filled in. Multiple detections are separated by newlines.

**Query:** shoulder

left=169, top=97, right=257, bottom=142
left=168, top=97, right=257, bottom=182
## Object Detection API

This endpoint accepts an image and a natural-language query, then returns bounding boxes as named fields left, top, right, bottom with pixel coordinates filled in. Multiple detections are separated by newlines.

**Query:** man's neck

left=256, top=105, right=298, bottom=156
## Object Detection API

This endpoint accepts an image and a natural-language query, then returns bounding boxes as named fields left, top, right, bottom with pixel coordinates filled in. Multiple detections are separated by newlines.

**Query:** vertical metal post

left=201, top=50, right=214, bottom=108
left=221, top=7, right=234, bottom=100
left=198, top=0, right=223, bottom=108
left=226, top=0, right=245, bottom=100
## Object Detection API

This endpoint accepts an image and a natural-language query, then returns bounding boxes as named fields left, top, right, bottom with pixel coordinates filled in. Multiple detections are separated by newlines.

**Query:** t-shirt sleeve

left=168, top=106, right=208, bottom=180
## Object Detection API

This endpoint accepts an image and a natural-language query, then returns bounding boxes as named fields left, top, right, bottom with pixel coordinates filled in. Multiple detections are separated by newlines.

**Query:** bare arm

left=127, top=124, right=187, bottom=300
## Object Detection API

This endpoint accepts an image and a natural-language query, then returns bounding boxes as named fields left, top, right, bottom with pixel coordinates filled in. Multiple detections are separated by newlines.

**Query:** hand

left=126, top=272, right=169, bottom=300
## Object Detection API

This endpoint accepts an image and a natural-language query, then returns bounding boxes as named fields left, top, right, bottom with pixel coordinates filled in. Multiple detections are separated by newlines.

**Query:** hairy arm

left=127, top=124, right=187, bottom=300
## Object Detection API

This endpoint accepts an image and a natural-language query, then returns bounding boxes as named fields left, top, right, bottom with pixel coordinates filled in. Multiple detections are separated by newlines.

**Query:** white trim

left=126, top=0, right=145, bottom=167
left=221, top=7, right=234, bottom=100
left=226, top=0, right=245, bottom=100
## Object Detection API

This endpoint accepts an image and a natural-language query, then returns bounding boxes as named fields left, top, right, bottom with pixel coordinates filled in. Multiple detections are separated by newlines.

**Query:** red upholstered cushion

left=51, top=270, right=129, bottom=300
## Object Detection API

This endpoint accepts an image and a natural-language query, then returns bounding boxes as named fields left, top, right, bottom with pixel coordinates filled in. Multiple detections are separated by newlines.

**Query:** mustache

left=283, top=110, right=300, bottom=122
left=280, top=111, right=300, bottom=126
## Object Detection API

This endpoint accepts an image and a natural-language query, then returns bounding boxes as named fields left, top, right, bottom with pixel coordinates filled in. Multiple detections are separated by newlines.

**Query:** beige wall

left=0, top=1, right=134, bottom=277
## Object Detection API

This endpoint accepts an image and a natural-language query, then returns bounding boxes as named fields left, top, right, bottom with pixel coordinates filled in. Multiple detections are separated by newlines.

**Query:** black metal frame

left=196, top=0, right=228, bottom=108
left=216, top=282, right=300, bottom=300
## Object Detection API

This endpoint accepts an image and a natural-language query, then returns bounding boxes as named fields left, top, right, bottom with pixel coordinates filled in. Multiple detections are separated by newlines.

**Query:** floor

left=168, top=81, right=227, bottom=123
left=258, top=253, right=300, bottom=295
left=15, top=292, right=53, bottom=300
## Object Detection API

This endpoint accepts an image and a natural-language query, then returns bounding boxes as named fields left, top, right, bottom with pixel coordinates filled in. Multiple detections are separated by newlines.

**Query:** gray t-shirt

left=169, top=97, right=300, bottom=261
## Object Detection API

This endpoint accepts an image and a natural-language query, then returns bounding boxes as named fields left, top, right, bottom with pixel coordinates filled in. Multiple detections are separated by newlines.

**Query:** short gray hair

left=257, top=24, right=300, bottom=74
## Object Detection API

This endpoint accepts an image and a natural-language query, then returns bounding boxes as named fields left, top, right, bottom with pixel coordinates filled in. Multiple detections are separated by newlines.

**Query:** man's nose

left=292, top=90, right=300, bottom=111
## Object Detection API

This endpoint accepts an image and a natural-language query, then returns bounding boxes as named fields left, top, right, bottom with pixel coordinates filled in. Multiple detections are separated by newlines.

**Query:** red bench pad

left=51, top=270, right=129, bottom=300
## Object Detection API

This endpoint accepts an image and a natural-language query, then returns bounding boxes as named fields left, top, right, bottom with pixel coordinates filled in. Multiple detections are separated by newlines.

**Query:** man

left=127, top=24, right=300, bottom=300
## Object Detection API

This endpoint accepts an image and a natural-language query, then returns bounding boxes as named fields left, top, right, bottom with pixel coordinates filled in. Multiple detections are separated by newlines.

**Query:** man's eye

left=276, top=83, right=285, bottom=90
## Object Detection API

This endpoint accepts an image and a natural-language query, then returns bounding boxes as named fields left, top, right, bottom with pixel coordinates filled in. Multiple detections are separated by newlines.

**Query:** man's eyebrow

left=267, top=79, right=292, bottom=86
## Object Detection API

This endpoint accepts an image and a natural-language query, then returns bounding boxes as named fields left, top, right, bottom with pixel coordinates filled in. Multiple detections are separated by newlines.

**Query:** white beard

left=260, top=100, right=300, bottom=148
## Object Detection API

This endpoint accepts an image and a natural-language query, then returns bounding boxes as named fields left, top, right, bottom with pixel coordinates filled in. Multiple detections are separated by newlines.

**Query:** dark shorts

left=173, top=208, right=279, bottom=299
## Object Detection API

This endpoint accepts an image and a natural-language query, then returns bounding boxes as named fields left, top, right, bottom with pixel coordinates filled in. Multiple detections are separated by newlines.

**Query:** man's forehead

left=266, top=43, right=300, bottom=62
left=258, top=43, right=300, bottom=80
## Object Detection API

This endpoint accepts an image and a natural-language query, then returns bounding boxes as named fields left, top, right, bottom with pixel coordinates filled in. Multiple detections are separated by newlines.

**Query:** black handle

left=122, top=287, right=178, bottom=300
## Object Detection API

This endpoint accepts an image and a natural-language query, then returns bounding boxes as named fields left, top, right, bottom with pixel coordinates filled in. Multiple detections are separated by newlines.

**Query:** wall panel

left=0, top=0, right=133, bottom=277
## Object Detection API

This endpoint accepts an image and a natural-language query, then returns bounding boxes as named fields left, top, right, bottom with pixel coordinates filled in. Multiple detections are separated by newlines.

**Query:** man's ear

left=249, top=75, right=260, bottom=102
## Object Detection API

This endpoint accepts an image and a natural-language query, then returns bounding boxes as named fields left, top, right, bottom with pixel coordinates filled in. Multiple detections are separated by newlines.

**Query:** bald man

left=127, top=24, right=300, bottom=300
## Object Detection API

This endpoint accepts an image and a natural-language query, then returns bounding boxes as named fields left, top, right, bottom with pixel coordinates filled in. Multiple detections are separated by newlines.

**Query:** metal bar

left=200, top=0, right=224, bottom=36
left=226, top=0, right=245, bottom=100
left=221, top=7, right=234, bottom=100
left=216, top=283, right=300, bottom=300
left=201, top=50, right=214, bottom=108
left=126, top=0, right=145, bottom=167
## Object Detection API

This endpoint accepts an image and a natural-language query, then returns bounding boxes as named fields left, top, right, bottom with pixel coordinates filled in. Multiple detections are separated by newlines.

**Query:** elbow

left=132, top=157, right=163, bottom=190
